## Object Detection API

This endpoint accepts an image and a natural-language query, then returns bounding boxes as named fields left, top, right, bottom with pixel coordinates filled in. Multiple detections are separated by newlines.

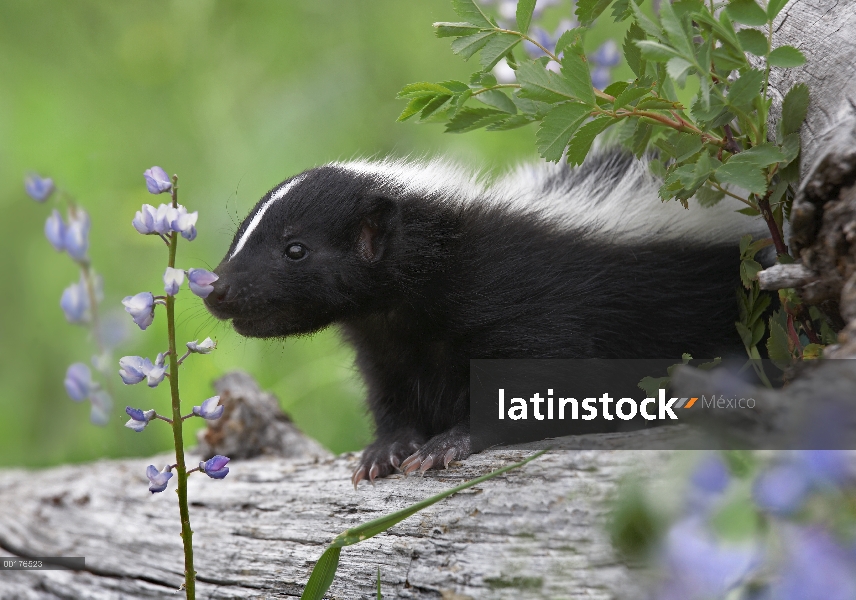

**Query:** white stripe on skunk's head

left=228, top=175, right=306, bottom=261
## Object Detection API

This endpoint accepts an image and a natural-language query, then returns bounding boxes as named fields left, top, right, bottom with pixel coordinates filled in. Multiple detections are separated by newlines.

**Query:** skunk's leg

left=352, top=428, right=427, bottom=488
left=400, top=421, right=471, bottom=475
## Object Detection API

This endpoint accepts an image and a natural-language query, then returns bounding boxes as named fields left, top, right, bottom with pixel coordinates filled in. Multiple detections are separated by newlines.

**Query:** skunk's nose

left=206, top=278, right=231, bottom=305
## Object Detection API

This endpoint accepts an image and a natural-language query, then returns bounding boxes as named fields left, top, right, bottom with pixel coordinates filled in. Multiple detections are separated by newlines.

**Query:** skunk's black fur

left=205, top=150, right=762, bottom=485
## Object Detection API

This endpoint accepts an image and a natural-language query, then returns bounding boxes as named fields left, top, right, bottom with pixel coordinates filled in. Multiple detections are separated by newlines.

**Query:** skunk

left=204, top=150, right=764, bottom=486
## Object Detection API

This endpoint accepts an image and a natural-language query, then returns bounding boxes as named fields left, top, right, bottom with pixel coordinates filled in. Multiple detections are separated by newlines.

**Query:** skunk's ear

left=357, top=198, right=397, bottom=262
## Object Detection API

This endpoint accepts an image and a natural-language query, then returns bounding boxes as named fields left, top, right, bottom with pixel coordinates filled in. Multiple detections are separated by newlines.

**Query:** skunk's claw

left=352, top=433, right=426, bottom=488
left=400, top=426, right=471, bottom=476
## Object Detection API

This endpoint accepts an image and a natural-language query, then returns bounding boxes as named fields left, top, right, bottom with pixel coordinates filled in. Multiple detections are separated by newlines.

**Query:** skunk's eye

left=285, top=243, right=307, bottom=261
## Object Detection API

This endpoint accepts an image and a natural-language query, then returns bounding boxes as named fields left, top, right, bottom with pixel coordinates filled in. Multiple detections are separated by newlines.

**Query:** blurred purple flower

left=193, top=396, right=224, bottom=420
left=200, top=455, right=230, bottom=479
left=119, top=355, right=153, bottom=385
left=64, top=363, right=92, bottom=402
left=25, top=173, right=55, bottom=202
left=144, top=166, right=172, bottom=195
left=89, top=389, right=112, bottom=426
left=187, top=269, right=218, bottom=298
left=691, top=454, right=730, bottom=495
left=753, top=463, right=811, bottom=515
left=60, top=280, right=89, bottom=323
left=146, top=353, right=167, bottom=388
left=187, top=337, right=216, bottom=354
left=795, top=450, right=851, bottom=487
left=591, top=66, right=611, bottom=91
left=146, top=465, right=173, bottom=493
left=163, top=267, right=185, bottom=296
left=122, top=291, right=155, bottom=330
left=63, top=209, right=90, bottom=262
left=125, top=406, right=156, bottom=432
left=45, top=209, right=66, bottom=252
left=591, top=39, right=620, bottom=67
left=132, top=204, right=157, bottom=235
left=523, top=26, right=554, bottom=58
left=657, top=517, right=759, bottom=600
left=771, top=526, right=856, bottom=600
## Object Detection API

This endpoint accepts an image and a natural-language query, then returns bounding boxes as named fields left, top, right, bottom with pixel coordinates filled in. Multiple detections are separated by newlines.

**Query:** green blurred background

left=0, top=0, right=628, bottom=467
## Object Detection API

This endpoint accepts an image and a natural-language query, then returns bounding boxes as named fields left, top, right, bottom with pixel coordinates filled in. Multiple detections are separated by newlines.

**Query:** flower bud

left=60, top=280, right=89, bottom=323
left=118, top=355, right=152, bottom=385
left=132, top=204, right=157, bottom=235
left=25, top=173, right=55, bottom=202
left=125, top=406, right=157, bottom=432
left=592, top=40, right=620, bottom=68
left=122, top=291, right=155, bottom=330
left=143, top=166, right=172, bottom=195
left=199, top=455, right=230, bottom=479
left=45, top=209, right=67, bottom=252
left=186, top=337, right=216, bottom=354
left=192, top=396, right=224, bottom=420
left=63, top=209, right=90, bottom=262
left=172, top=206, right=198, bottom=241
left=146, top=464, right=173, bottom=493
left=153, top=204, right=173, bottom=235
left=146, top=353, right=167, bottom=388
left=187, top=268, right=218, bottom=298
left=163, top=267, right=185, bottom=296
left=64, top=363, right=92, bottom=402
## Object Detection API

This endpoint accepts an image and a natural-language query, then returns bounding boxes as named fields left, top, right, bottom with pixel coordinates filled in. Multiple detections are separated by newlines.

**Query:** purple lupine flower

left=592, top=40, right=621, bottom=67
left=795, top=450, right=851, bottom=487
left=146, top=353, right=167, bottom=388
left=200, top=455, right=230, bottom=479
left=64, top=363, right=92, bottom=402
left=186, top=337, right=216, bottom=354
left=691, top=454, right=730, bottom=495
left=187, top=268, right=218, bottom=298
left=193, top=396, right=224, bottom=420
left=119, top=355, right=153, bottom=385
left=122, top=291, right=155, bottom=330
left=89, top=389, right=112, bottom=426
left=125, top=407, right=156, bottom=432
left=146, top=465, right=173, bottom=493
left=63, top=209, right=90, bottom=262
left=752, top=463, right=811, bottom=515
left=60, top=280, right=89, bottom=323
left=153, top=204, right=173, bottom=234
left=163, top=267, right=185, bottom=296
left=169, top=205, right=198, bottom=241
left=25, top=173, right=55, bottom=202
left=771, top=526, right=856, bottom=600
left=45, top=209, right=67, bottom=252
left=132, top=204, right=158, bottom=235
left=144, top=166, right=172, bottom=195
left=656, top=517, right=759, bottom=599
left=591, top=66, right=611, bottom=91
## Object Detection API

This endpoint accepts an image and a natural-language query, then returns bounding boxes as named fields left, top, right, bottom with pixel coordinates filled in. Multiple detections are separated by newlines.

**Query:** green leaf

left=692, top=9, right=741, bottom=51
left=623, top=23, right=646, bottom=77
left=803, top=343, right=824, bottom=360
left=445, top=107, right=508, bottom=132
left=397, top=82, right=456, bottom=98
left=767, top=0, right=789, bottom=19
left=666, top=56, right=693, bottom=87
left=726, top=0, right=769, bottom=26
left=638, top=375, right=671, bottom=398
left=659, top=0, right=693, bottom=56
left=603, top=81, right=630, bottom=98
left=451, top=0, right=494, bottom=28
left=536, top=102, right=591, bottom=162
left=737, top=206, right=761, bottom=216
left=695, top=185, right=726, bottom=207
left=516, top=0, right=537, bottom=34
left=567, top=116, right=614, bottom=165
left=555, top=28, right=585, bottom=56
left=486, top=115, right=535, bottom=130
left=300, top=547, right=341, bottom=600
left=768, top=45, right=806, bottom=67
left=781, top=83, right=809, bottom=135
left=712, top=45, right=750, bottom=71
left=439, top=80, right=471, bottom=93
left=630, top=1, right=664, bottom=41
left=419, top=94, right=453, bottom=121
left=434, top=22, right=483, bottom=38
left=635, top=97, right=676, bottom=109
left=635, top=40, right=682, bottom=61
left=479, top=33, right=521, bottom=70
left=512, top=95, right=553, bottom=117
left=397, top=95, right=435, bottom=121
left=576, top=0, right=613, bottom=25
left=561, top=52, right=597, bottom=106
left=630, top=121, right=653, bottom=157
left=451, top=31, right=496, bottom=59
left=766, top=317, right=792, bottom=369
left=611, top=0, right=641, bottom=21
left=377, top=566, right=382, bottom=600
left=614, top=86, right=651, bottom=110
left=476, top=89, right=517, bottom=113
left=779, top=132, right=800, bottom=164
left=673, top=132, right=703, bottom=162
left=736, top=321, right=753, bottom=346
left=516, top=59, right=580, bottom=103
left=716, top=161, right=767, bottom=195
left=736, top=28, right=768, bottom=56
left=732, top=143, right=786, bottom=168
left=726, top=68, right=765, bottom=110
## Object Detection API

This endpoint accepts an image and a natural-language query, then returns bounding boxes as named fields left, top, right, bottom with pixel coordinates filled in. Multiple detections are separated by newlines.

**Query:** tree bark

left=3, top=2, right=856, bottom=598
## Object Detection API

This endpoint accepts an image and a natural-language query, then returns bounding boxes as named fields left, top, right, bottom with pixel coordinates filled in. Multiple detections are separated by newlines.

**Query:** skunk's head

left=205, top=166, right=399, bottom=338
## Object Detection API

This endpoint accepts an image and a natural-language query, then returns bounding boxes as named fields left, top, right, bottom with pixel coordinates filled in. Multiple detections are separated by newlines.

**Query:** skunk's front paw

left=352, top=432, right=425, bottom=488
left=400, top=424, right=471, bottom=475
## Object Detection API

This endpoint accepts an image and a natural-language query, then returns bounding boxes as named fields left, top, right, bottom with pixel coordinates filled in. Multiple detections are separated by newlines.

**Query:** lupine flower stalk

left=119, top=167, right=226, bottom=599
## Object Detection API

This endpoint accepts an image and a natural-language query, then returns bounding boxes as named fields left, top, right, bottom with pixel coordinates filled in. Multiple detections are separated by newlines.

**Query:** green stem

left=165, top=176, right=195, bottom=598
left=471, top=84, right=521, bottom=96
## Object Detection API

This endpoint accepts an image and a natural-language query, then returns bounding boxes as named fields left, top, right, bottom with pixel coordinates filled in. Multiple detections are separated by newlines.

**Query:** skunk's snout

left=206, top=278, right=230, bottom=305
left=203, top=267, right=234, bottom=318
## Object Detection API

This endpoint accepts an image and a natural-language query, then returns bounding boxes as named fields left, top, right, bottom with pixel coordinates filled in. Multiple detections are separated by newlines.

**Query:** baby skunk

left=204, top=150, right=763, bottom=486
